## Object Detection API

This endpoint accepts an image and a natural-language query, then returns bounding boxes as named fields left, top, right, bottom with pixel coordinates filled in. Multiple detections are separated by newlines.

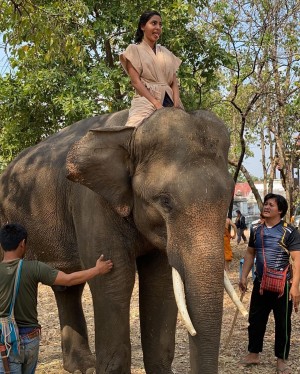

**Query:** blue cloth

left=240, top=258, right=256, bottom=280
left=0, top=333, right=40, bottom=374
left=163, top=93, right=174, bottom=107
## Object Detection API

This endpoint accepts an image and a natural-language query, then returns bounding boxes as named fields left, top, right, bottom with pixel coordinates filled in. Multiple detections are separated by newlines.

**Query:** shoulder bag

left=0, top=259, right=23, bottom=357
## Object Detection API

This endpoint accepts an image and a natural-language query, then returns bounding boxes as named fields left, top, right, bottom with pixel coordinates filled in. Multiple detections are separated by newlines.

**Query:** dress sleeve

left=160, top=46, right=182, bottom=73
left=120, top=44, right=142, bottom=76
left=171, top=52, right=182, bottom=72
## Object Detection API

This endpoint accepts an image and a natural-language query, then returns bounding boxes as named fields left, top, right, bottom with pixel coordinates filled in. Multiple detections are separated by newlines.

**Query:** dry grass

left=35, top=239, right=300, bottom=373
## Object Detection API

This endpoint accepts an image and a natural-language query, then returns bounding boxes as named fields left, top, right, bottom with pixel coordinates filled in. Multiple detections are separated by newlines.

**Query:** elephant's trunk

left=172, top=268, right=248, bottom=336
left=182, top=251, right=223, bottom=374
left=166, top=203, right=230, bottom=374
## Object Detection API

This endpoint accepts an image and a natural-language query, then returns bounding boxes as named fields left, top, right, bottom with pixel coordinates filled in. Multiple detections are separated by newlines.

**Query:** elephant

left=0, top=108, right=236, bottom=374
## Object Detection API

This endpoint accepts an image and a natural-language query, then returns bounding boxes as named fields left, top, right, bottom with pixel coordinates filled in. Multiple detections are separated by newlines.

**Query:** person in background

left=239, top=194, right=300, bottom=374
left=120, top=10, right=184, bottom=127
left=235, top=210, right=247, bottom=244
left=224, top=217, right=237, bottom=271
left=0, top=223, right=113, bottom=374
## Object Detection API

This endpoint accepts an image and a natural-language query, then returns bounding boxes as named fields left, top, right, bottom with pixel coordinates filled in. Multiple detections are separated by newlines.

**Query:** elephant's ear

left=66, top=127, right=135, bottom=217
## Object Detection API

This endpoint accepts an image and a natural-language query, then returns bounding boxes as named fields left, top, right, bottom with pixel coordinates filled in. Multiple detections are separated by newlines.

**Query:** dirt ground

left=35, top=238, right=300, bottom=374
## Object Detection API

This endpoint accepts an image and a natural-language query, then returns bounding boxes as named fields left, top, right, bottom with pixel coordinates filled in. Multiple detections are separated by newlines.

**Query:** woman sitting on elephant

left=120, top=10, right=184, bottom=127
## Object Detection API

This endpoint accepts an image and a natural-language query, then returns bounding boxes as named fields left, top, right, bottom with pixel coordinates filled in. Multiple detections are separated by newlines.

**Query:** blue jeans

left=0, top=333, right=40, bottom=374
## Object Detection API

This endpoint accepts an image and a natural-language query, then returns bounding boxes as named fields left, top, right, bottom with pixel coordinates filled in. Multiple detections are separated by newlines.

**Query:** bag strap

left=261, top=225, right=267, bottom=266
left=8, top=260, right=23, bottom=316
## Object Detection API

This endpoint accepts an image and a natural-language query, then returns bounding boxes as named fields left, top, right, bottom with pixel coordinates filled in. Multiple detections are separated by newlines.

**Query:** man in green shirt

left=0, top=223, right=113, bottom=374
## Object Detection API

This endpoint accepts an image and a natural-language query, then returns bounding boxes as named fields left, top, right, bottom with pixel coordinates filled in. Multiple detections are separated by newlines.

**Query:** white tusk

left=224, top=270, right=248, bottom=317
left=172, top=267, right=197, bottom=336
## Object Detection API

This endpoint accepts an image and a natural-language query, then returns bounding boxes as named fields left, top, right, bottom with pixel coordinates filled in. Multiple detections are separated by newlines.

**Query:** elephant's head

left=66, top=108, right=236, bottom=372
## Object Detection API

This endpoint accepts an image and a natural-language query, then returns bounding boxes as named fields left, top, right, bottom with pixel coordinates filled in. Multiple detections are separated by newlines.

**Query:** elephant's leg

left=88, top=257, right=136, bottom=374
left=52, top=283, right=95, bottom=373
left=137, top=252, right=177, bottom=374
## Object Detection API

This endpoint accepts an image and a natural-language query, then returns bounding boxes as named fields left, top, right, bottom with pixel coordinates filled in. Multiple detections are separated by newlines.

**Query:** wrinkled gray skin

left=0, top=108, right=233, bottom=374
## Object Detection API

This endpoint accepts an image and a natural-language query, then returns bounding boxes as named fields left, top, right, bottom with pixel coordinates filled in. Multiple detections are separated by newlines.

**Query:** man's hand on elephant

left=96, top=255, right=113, bottom=275
left=53, top=256, right=113, bottom=286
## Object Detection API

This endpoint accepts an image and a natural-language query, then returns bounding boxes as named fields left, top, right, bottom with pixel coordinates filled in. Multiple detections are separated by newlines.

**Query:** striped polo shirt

left=249, top=221, right=300, bottom=280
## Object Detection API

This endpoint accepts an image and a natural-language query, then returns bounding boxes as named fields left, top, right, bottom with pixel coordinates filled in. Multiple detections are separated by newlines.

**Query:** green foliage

left=0, top=0, right=299, bottom=209
left=0, top=0, right=222, bottom=168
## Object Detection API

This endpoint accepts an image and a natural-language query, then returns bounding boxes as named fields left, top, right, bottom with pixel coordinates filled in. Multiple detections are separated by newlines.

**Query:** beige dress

left=120, top=40, right=184, bottom=127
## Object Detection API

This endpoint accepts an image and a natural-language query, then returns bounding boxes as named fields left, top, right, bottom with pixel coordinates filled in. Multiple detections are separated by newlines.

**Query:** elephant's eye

left=154, top=193, right=173, bottom=213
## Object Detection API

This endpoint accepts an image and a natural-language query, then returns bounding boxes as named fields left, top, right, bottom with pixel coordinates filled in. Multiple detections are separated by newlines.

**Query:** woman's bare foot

left=240, top=352, right=260, bottom=365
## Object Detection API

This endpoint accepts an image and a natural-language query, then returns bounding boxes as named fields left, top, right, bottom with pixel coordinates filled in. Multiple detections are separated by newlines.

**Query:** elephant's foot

left=63, top=352, right=95, bottom=373
left=95, top=346, right=131, bottom=374
left=73, top=368, right=95, bottom=374
left=145, top=365, right=174, bottom=374
left=60, top=325, right=95, bottom=373
left=53, top=284, right=94, bottom=373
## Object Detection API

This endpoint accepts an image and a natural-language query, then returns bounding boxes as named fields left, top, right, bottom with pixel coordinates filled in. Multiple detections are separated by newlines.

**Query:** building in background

left=233, top=179, right=286, bottom=224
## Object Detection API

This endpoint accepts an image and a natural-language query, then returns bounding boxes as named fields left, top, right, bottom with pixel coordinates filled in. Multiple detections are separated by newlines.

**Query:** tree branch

left=229, top=159, right=263, bottom=211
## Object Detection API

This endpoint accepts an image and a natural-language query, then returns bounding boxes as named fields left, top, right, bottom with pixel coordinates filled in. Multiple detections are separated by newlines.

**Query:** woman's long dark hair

left=134, top=10, right=161, bottom=43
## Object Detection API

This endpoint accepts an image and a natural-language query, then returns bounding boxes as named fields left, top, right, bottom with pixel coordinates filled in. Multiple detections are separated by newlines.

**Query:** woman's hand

left=171, top=75, right=181, bottom=108
left=154, top=100, right=163, bottom=110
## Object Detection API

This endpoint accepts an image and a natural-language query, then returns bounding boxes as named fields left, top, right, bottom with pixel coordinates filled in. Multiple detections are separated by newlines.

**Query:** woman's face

left=141, top=15, right=162, bottom=46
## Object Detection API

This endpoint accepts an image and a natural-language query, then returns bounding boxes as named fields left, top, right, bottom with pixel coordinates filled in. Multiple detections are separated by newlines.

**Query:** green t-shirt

left=0, top=259, right=59, bottom=328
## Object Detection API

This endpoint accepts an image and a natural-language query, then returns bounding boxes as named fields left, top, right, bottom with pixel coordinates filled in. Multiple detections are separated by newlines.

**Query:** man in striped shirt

left=239, top=193, right=300, bottom=374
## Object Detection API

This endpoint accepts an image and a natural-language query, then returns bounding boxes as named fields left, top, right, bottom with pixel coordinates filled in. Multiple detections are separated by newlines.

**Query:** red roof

left=234, top=183, right=251, bottom=197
